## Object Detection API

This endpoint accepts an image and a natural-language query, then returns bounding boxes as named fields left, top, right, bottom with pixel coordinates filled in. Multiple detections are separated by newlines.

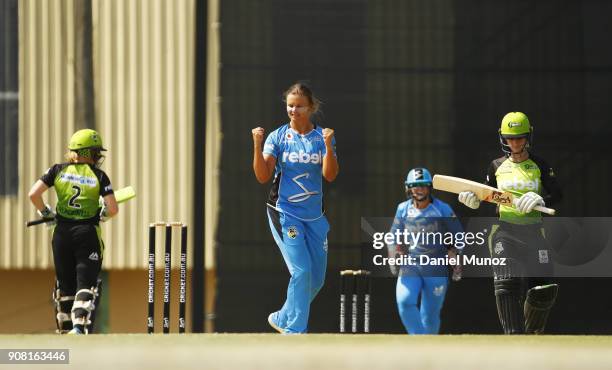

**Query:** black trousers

left=52, top=223, right=103, bottom=296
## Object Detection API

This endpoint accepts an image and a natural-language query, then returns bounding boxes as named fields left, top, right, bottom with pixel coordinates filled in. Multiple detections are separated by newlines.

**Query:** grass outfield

left=1, top=334, right=611, bottom=370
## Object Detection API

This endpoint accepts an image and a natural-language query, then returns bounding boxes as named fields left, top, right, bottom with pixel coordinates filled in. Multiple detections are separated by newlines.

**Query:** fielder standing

left=457, top=112, right=562, bottom=334
left=28, top=129, right=118, bottom=334
left=252, top=82, right=339, bottom=334
left=388, top=168, right=463, bottom=334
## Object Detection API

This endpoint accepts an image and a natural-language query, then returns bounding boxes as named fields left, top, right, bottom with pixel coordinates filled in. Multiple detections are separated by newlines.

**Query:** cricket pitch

left=1, top=334, right=611, bottom=370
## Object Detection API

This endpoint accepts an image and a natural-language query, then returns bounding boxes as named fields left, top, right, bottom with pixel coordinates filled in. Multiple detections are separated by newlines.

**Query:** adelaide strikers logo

left=286, top=132, right=293, bottom=140
left=287, top=226, right=299, bottom=239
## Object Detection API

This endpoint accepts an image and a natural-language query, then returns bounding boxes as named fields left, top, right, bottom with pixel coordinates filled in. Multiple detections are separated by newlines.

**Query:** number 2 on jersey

left=68, top=185, right=82, bottom=208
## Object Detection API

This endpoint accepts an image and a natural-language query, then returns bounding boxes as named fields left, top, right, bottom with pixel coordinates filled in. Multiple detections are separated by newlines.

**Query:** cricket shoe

left=67, top=327, right=87, bottom=335
left=267, top=312, right=283, bottom=334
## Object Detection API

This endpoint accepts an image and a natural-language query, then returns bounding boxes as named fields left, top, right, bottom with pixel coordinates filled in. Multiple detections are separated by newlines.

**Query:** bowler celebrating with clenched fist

left=252, top=82, right=338, bottom=334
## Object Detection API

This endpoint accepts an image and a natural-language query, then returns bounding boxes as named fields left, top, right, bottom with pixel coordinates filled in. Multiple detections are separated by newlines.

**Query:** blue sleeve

left=442, top=204, right=463, bottom=232
left=441, top=203, right=464, bottom=246
left=263, top=130, right=279, bottom=158
left=389, top=203, right=404, bottom=235
left=387, top=203, right=404, bottom=252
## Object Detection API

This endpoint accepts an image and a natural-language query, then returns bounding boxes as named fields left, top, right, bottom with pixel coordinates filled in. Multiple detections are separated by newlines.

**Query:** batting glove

left=447, top=247, right=462, bottom=282
left=515, top=192, right=544, bottom=214
left=37, top=204, right=56, bottom=227
left=99, top=205, right=110, bottom=222
left=387, top=245, right=405, bottom=276
left=458, top=191, right=481, bottom=209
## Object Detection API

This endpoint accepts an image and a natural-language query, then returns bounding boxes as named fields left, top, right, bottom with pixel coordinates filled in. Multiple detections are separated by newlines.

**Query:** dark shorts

left=52, top=223, right=104, bottom=295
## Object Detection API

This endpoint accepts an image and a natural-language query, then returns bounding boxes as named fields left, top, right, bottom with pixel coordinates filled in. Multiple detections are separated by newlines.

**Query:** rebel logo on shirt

left=500, top=178, right=540, bottom=191
left=281, top=150, right=322, bottom=164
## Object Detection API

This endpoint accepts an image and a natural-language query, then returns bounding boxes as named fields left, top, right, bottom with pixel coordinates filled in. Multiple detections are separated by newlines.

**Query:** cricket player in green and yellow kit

left=457, top=112, right=562, bottom=334
left=28, top=129, right=118, bottom=334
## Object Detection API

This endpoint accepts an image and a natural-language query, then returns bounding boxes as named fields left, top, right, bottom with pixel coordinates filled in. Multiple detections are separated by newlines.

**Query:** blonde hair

left=65, top=151, right=80, bottom=163
left=64, top=150, right=95, bottom=164
left=283, top=82, right=322, bottom=114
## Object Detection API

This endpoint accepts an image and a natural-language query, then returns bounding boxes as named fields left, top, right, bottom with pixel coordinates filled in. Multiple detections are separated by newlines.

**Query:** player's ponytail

left=65, top=150, right=80, bottom=163
left=64, top=148, right=104, bottom=167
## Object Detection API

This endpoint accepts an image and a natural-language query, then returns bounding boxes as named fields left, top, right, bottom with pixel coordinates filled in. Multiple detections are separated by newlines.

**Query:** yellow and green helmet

left=499, top=112, right=532, bottom=138
left=498, top=112, right=533, bottom=155
left=68, top=129, right=107, bottom=151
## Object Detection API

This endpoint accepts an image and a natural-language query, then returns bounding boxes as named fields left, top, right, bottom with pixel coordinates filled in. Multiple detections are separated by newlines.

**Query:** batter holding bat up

left=457, top=112, right=563, bottom=334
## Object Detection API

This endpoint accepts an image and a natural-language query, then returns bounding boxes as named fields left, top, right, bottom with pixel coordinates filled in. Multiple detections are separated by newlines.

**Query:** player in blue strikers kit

left=252, top=82, right=339, bottom=334
left=388, top=168, right=463, bottom=334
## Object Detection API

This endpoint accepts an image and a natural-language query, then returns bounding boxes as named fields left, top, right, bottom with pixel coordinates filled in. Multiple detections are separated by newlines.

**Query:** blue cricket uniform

left=390, top=197, right=463, bottom=334
left=263, top=123, right=336, bottom=333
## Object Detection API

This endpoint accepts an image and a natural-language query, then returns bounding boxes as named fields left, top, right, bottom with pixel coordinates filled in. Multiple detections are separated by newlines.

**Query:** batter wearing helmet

left=28, top=129, right=118, bottom=334
left=457, top=112, right=563, bottom=334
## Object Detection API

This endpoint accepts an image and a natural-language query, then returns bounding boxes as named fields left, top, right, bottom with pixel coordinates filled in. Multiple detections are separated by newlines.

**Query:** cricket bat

left=432, top=175, right=556, bottom=216
left=26, top=186, right=137, bottom=227
left=100, top=186, right=136, bottom=207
